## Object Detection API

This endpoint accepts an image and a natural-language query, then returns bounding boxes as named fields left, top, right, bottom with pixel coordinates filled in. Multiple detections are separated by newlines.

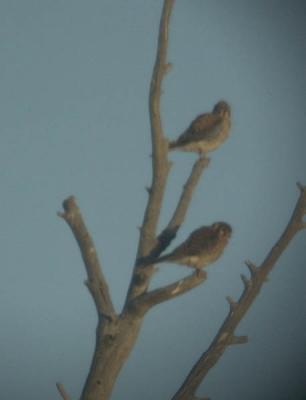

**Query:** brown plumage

left=169, top=101, right=231, bottom=154
left=154, top=222, right=232, bottom=271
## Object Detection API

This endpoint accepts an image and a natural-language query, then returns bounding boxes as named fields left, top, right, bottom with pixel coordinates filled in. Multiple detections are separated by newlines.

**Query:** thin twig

left=56, top=382, right=71, bottom=400
left=168, top=157, right=210, bottom=230
left=155, top=156, right=210, bottom=256
left=58, top=196, right=115, bottom=318
left=132, top=270, right=207, bottom=314
left=171, top=185, right=306, bottom=400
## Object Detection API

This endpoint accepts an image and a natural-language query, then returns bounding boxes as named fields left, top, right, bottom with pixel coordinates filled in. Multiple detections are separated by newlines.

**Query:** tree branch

left=125, top=0, right=175, bottom=304
left=155, top=156, right=210, bottom=256
left=128, top=156, right=211, bottom=313
left=131, top=270, right=207, bottom=314
left=58, top=196, right=115, bottom=319
left=56, top=382, right=71, bottom=400
left=138, top=0, right=175, bottom=257
left=171, top=184, right=306, bottom=400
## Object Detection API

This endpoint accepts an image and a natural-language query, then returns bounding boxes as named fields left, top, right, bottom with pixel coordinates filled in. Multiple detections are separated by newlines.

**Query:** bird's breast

left=202, top=118, right=230, bottom=148
left=181, top=118, right=230, bottom=153
left=198, top=245, right=224, bottom=264
left=175, top=255, right=200, bottom=267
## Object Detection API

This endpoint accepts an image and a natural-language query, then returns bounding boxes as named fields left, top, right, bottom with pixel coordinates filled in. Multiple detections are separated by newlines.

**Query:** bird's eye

left=219, top=227, right=229, bottom=237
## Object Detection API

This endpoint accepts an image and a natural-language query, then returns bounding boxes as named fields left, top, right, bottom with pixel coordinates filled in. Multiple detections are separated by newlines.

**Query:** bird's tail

left=136, top=253, right=171, bottom=267
left=152, top=254, right=172, bottom=264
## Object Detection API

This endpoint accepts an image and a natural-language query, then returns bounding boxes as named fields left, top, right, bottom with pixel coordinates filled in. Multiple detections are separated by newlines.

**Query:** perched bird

left=169, top=101, right=231, bottom=154
left=153, top=222, right=232, bottom=272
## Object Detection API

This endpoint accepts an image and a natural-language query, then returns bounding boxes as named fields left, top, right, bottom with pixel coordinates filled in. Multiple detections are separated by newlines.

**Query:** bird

left=153, top=222, right=232, bottom=272
left=169, top=101, right=231, bottom=155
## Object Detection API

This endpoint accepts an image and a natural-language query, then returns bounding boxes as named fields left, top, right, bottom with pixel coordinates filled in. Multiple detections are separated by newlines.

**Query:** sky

left=0, top=1, right=306, bottom=399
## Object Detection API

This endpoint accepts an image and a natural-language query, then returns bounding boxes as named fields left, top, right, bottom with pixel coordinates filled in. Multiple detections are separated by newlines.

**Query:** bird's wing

left=170, top=227, right=216, bottom=259
left=177, top=113, right=222, bottom=145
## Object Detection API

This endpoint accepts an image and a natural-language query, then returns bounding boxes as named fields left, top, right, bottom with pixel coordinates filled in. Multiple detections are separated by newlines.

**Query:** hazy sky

left=0, top=1, right=306, bottom=399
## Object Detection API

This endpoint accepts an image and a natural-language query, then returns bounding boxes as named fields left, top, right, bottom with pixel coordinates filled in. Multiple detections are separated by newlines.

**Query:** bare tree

left=56, top=1, right=306, bottom=399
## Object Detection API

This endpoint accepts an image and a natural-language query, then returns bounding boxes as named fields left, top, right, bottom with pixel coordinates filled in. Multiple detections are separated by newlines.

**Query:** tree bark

left=80, top=313, right=143, bottom=400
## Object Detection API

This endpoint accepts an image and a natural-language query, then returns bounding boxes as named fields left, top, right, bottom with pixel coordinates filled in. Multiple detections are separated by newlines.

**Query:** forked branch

left=125, top=0, right=175, bottom=304
left=172, top=184, right=306, bottom=400
left=132, top=270, right=207, bottom=314
left=137, top=0, right=175, bottom=258
left=55, top=2, right=305, bottom=400
left=125, top=0, right=211, bottom=308
left=58, top=196, right=115, bottom=319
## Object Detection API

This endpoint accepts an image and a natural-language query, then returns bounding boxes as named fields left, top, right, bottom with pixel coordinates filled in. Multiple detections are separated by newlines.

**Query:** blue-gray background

left=0, top=1, right=305, bottom=399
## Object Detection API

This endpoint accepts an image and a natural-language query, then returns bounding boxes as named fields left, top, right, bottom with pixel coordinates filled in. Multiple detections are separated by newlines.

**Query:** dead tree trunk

left=57, top=2, right=207, bottom=399
left=55, top=1, right=306, bottom=400
left=80, top=314, right=143, bottom=400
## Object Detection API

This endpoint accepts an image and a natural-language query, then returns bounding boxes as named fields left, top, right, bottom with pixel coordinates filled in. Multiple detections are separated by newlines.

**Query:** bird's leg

left=194, top=268, right=207, bottom=279
left=198, top=150, right=206, bottom=159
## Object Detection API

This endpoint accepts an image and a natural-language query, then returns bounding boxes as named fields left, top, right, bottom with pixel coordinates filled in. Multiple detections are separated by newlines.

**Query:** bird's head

left=211, top=222, right=232, bottom=240
left=213, top=101, right=231, bottom=117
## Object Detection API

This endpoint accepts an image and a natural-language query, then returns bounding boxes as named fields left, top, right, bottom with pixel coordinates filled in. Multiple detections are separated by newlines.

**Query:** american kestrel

left=169, top=101, right=231, bottom=154
left=153, top=222, right=232, bottom=271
